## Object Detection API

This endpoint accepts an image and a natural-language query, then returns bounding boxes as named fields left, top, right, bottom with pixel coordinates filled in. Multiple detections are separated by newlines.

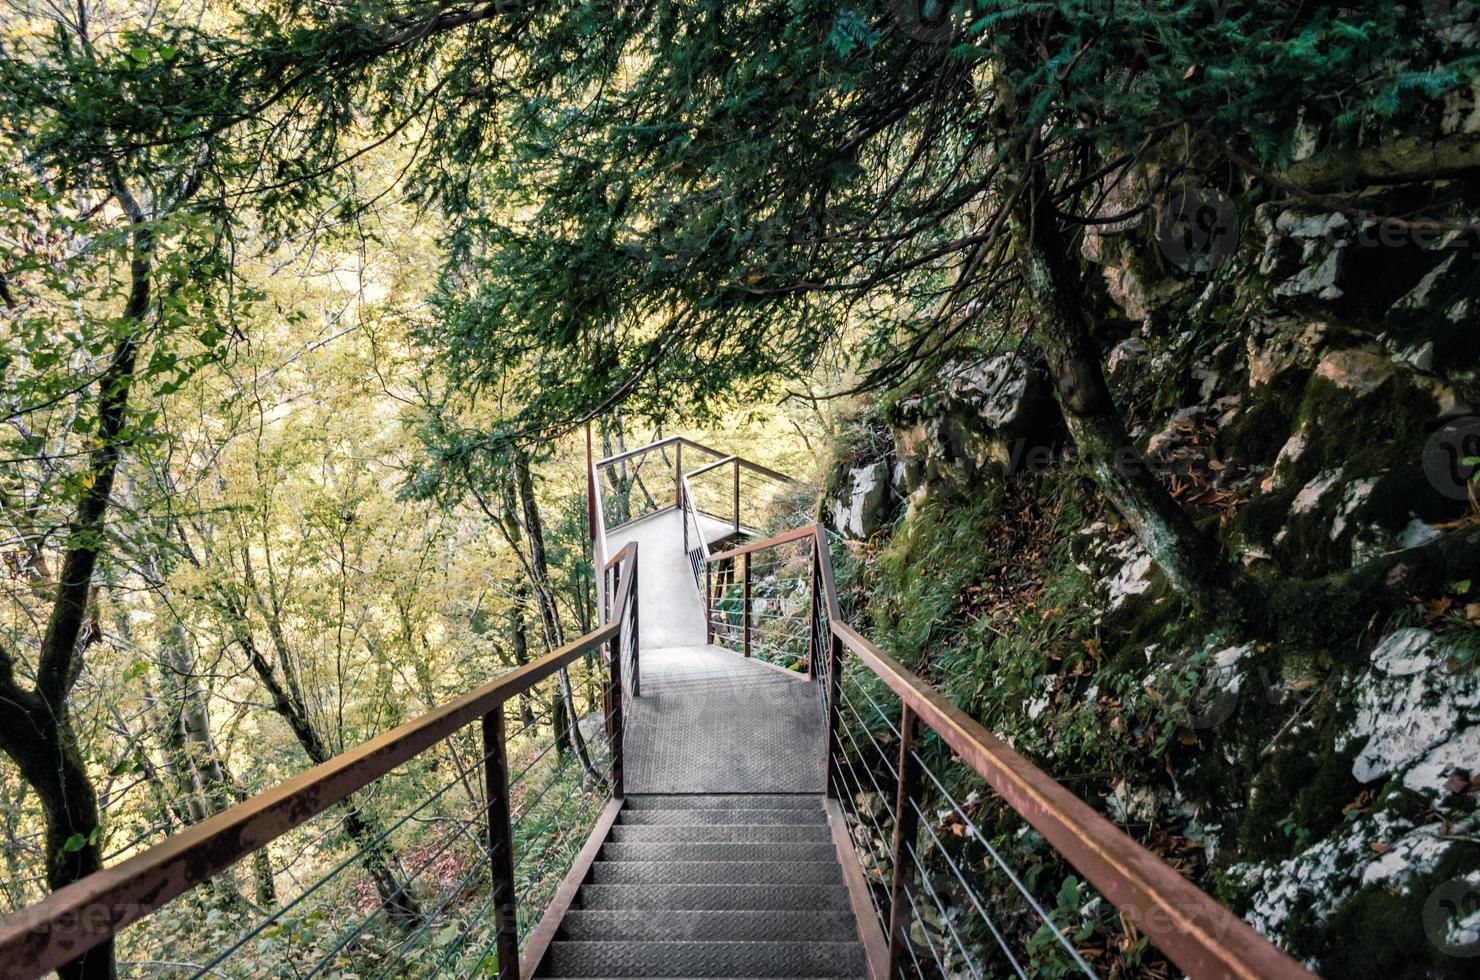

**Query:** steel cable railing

left=0, top=541, right=641, bottom=980
left=703, top=521, right=1316, bottom=980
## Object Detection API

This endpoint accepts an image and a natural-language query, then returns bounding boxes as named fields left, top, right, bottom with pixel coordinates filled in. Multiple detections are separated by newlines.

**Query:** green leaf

left=63, top=833, right=88, bottom=853
left=1057, top=875, right=1081, bottom=910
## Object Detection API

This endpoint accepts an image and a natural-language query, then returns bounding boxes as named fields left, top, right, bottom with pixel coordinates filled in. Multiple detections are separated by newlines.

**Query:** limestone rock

left=1314, top=348, right=1393, bottom=397
left=822, top=459, right=893, bottom=540
left=1337, top=628, right=1480, bottom=797
left=1257, top=206, right=1351, bottom=302
left=890, top=351, right=1060, bottom=500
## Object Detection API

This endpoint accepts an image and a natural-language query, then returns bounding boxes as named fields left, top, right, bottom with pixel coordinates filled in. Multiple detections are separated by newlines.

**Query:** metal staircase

left=535, top=794, right=865, bottom=978
left=0, top=433, right=1319, bottom=980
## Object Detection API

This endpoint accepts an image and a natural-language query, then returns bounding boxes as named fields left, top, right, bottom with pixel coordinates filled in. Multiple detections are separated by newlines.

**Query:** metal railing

left=585, top=431, right=791, bottom=597
left=0, top=544, right=640, bottom=980
left=705, top=524, right=1316, bottom=980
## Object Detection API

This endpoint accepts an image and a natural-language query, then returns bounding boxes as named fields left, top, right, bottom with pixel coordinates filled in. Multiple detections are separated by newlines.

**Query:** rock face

left=823, top=459, right=892, bottom=539
left=1339, top=628, right=1480, bottom=798
left=816, top=408, right=900, bottom=541
left=889, top=351, right=1062, bottom=503
left=816, top=124, right=1480, bottom=977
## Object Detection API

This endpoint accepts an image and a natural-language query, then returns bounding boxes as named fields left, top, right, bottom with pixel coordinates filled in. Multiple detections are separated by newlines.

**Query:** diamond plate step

left=619, top=808, right=826, bottom=825
left=624, top=794, right=823, bottom=810
left=600, top=841, right=838, bottom=863
left=538, top=939, right=865, bottom=977
left=588, top=860, right=842, bottom=886
left=574, top=883, right=851, bottom=910
left=607, top=822, right=833, bottom=843
left=556, top=908, right=859, bottom=943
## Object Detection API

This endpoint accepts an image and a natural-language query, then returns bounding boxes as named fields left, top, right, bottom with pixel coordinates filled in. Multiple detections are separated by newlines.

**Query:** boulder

left=890, top=351, right=1061, bottom=501
left=1337, top=627, right=1480, bottom=798
left=1256, top=206, right=1352, bottom=302
left=821, top=459, right=894, bottom=540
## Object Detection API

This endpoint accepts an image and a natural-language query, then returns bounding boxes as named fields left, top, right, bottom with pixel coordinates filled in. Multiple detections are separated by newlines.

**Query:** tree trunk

left=222, top=593, right=421, bottom=925
left=508, top=582, right=539, bottom=730
left=1014, top=163, right=1251, bottom=616
left=513, top=452, right=600, bottom=782
left=2, top=699, right=113, bottom=979
left=0, top=212, right=154, bottom=980
left=156, top=622, right=277, bottom=906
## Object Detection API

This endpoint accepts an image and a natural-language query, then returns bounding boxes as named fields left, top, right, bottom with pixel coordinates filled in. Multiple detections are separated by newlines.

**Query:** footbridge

left=0, top=437, right=1316, bottom=979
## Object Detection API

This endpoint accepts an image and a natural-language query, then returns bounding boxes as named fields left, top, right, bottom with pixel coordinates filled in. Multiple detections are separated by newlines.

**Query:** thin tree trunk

left=219, top=592, right=421, bottom=925
left=507, top=582, right=539, bottom=730
left=158, top=622, right=277, bottom=906
left=1014, top=162, right=1250, bottom=615
left=0, top=207, right=154, bottom=980
left=513, top=452, right=600, bottom=782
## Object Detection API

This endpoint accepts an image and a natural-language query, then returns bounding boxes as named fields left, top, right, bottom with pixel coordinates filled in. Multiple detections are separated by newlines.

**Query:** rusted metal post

left=824, top=630, right=844, bottom=800
left=732, top=458, right=741, bottom=533
left=808, top=536, right=822, bottom=681
left=742, top=551, right=752, bottom=657
left=585, top=426, right=597, bottom=541
left=482, top=705, right=519, bottom=979
left=886, top=706, right=925, bottom=976
left=605, top=609, right=625, bottom=799
left=631, top=561, right=641, bottom=698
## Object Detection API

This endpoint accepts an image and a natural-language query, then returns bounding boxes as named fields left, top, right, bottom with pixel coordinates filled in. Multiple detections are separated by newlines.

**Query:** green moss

left=1220, top=369, right=1307, bottom=466
left=1238, top=737, right=1362, bottom=862
left=1318, top=843, right=1480, bottom=979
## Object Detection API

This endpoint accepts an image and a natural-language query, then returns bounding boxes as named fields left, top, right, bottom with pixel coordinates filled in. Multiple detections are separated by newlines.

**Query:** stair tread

left=624, top=794, right=823, bottom=810
left=557, top=909, right=859, bottom=943
left=608, top=823, right=833, bottom=843
left=538, top=940, right=864, bottom=978
left=600, top=841, right=838, bottom=862
left=588, top=859, right=842, bottom=885
left=620, top=808, right=827, bottom=825
left=575, top=883, right=851, bottom=910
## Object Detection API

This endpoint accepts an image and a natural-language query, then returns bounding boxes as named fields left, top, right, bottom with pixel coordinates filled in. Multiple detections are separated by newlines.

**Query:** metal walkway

left=610, top=510, right=825, bottom=795
left=533, top=508, right=858, bottom=977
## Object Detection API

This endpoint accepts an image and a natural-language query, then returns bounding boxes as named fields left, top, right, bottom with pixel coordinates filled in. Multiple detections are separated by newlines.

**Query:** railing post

left=732, top=458, right=741, bottom=533
left=674, top=441, right=683, bottom=510
left=886, top=705, right=925, bottom=976
left=605, top=608, right=625, bottom=799
left=824, top=630, right=843, bottom=800
left=742, top=551, right=752, bottom=657
left=705, top=560, right=713, bottom=645
left=631, top=560, right=641, bottom=698
left=585, top=426, right=597, bottom=541
left=808, top=536, right=821, bottom=681
left=482, top=705, right=519, bottom=980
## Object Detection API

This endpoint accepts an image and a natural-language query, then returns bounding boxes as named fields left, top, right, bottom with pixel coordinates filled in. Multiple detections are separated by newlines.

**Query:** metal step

left=619, top=808, right=827, bottom=825
left=538, top=939, right=865, bottom=977
left=600, top=841, right=838, bottom=863
left=574, top=883, right=851, bottom=911
left=607, top=822, right=834, bottom=843
left=587, top=860, right=842, bottom=886
left=556, top=908, right=859, bottom=943
left=623, top=794, right=823, bottom=811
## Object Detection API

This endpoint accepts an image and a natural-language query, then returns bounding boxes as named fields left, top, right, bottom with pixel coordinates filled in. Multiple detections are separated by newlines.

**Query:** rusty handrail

left=595, top=435, right=793, bottom=485
left=708, top=523, right=820, bottom=562
left=684, top=453, right=737, bottom=478
left=0, top=559, right=638, bottom=979
left=705, top=522, right=1315, bottom=980
left=588, top=426, right=611, bottom=621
